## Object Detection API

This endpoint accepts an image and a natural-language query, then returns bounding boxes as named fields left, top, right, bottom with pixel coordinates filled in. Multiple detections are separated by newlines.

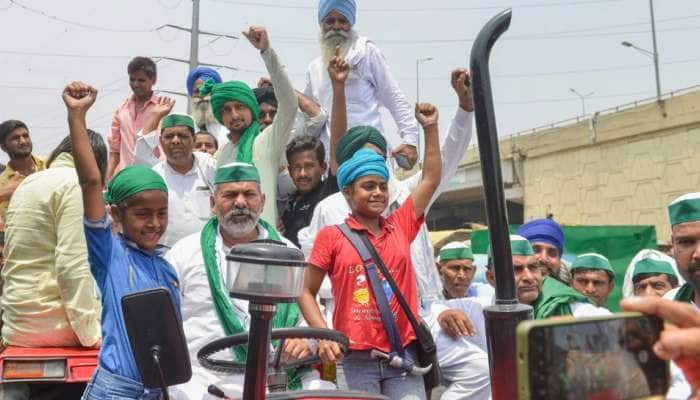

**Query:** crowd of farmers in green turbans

left=0, top=0, right=699, bottom=399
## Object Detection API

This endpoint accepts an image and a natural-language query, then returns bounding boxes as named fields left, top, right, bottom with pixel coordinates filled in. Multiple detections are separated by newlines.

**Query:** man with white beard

left=187, top=66, right=230, bottom=146
left=304, top=0, right=422, bottom=169
left=166, top=162, right=331, bottom=399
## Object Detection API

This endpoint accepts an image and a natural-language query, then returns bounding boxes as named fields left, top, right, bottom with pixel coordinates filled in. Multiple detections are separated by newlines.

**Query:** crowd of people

left=0, top=0, right=699, bottom=399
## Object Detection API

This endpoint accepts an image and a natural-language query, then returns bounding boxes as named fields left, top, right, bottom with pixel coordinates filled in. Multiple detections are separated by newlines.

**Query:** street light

left=570, top=88, right=594, bottom=116
left=416, top=57, right=434, bottom=103
left=620, top=0, right=662, bottom=103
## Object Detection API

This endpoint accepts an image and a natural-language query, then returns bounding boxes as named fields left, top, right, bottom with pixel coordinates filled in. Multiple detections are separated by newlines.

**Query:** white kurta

left=152, top=152, right=216, bottom=249
left=166, top=225, right=328, bottom=400
left=298, top=107, right=474, bottom=313
left=205, top=120, right=230, bottom=149
left=304, top=36, right=420, bottom=149
left=215, top=47, right=297, bottom=224
left=662, top=286, right=696, bottom=400
left=426, top=298, right=491, bottom=400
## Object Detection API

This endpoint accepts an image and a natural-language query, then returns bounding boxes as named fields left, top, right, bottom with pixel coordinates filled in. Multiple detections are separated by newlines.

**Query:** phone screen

left=525, top=315, right=668, bottom=400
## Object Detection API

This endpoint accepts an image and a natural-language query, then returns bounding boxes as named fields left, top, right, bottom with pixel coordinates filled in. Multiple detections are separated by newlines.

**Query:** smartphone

left=394, top=153, right=412, bottom=170
left=517, top=313, right=668, bottom=400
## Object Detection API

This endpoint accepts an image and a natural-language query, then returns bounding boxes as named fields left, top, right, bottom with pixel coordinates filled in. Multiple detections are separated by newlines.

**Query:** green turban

left=200, top=79, right=261, bottom=163
left=438, top=241, right=474, bottom=262
left=668, top=192, right=700, bottom=226
left=571, top=253, right=614, bottom=275
left=214, top=162, right=261, bottom=185
left=104, top=165, right=168, bottom=205
left=336, top=126, right=387, bottom=165
left=161, top=114, right=195, bottom=134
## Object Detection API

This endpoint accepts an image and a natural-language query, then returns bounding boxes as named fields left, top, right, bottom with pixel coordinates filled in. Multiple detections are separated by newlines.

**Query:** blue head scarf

left=337, top=148, right=388, bottom=188
left=517, top=218, right=565, bottom=257
left=186, top=66, right=222, bottom=96
left=318, top=0, right=357, bottom=26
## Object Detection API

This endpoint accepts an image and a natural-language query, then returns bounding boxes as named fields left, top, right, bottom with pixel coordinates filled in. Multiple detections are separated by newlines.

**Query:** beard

left=320, top=29, right=357, bottom=65
left=191, top=97, right=217, bottom=129
left=219, top=207, right=260, bottom=238
left=687, top=260, right=700, bottom=291
left=7, top=146, right=32, bottom=160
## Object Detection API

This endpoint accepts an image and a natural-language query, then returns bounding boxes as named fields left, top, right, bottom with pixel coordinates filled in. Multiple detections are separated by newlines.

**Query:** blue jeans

left=339, top=344, right=426, bottom=400
left=82, top=366, right=162, bottom=400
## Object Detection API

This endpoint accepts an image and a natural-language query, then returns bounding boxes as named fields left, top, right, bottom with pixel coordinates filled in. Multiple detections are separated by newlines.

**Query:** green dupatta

left=674, top=283, right=696, bottom=303
left=533, top=277, right=591, bottom=319
left=200, top=216, right=304, bottom=390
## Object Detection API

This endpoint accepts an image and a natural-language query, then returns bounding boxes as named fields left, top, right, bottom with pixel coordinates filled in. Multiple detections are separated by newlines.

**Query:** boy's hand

left=242, top=26, right=270, bottom=51
left=328, top=46, right=349, bottom=84
left=450, top=68, right=474, bottom=112
left=62, top=82, right=97, bottom=113
left=152, top=96, right=176, bottom=117
left=415, top=103, right=439, bottom=129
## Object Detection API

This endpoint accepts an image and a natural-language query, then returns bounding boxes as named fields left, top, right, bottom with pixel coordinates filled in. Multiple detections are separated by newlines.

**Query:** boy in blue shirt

left=63, top=81, right=181, bottom=399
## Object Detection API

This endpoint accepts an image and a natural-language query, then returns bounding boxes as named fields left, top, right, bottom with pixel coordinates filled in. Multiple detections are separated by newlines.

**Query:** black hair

left=47, top=130, right=108, bottom=185
left=285, top=135, right=326, bottom=165
left=571, top=268, right=614, bottom=284
left=253, top=86, right=277, bottom=107
left=0, top=119, right=28, bottom=146
left=127, top=57, right=157, bottom=79
left=632, top=272, right=679, bottom=287
left=195, top=130, right=218, bottom=150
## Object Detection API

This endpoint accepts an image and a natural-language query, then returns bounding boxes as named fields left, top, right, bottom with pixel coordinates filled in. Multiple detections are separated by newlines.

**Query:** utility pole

left=620, top=0, right=662, bottom=106
left=649, top=0, right=661, bottom=103
left=156, top=0, right=237, bottom=113
left=188, top=0, right=200, bottom=112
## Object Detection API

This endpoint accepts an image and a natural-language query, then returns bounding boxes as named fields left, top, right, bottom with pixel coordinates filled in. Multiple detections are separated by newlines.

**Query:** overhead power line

left=206, top=0, right=624, bottom=12
left=8, top=0, right=153, bottom=33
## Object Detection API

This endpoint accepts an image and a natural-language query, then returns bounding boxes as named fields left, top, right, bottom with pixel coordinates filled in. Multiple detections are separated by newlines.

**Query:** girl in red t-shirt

left=298, top=51, right=443, bottom=400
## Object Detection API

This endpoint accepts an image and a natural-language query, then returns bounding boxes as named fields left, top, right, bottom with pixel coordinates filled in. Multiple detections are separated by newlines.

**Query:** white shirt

left=425, top=298, right=492, bottom=400
left=205, top=120, right=229, bottom=148
left=166, top=225, right=325, bottom=400
left=152, top=152, right=216, bottom=249
left=298, top=107, right=474, bottom=310
left=304, top=36, right=420, bottom=149
left=216, top=47, right=297, bottom=225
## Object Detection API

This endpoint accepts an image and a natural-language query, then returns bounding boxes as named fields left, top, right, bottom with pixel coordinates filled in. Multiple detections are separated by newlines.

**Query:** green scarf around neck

left=533, top=277, right=591, bottom=319
left=674, top=283, right=696, bottom=303
left=200, top=216, right=304, bottom=390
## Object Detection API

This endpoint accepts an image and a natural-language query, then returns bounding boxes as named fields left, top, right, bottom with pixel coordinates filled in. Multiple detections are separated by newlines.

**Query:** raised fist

left=242, top=26, right=270, bottom=51
left=450, top=68, right=474, bottom=112
left=62, top=82, right=97, bottom=113
left=415, top=103, right=439, bottom=128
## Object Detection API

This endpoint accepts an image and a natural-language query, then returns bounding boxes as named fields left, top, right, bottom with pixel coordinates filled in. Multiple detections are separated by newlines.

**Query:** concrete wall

left=519, top=90, right=700, bottom=242
left=439, top=88, right=700, bottom=243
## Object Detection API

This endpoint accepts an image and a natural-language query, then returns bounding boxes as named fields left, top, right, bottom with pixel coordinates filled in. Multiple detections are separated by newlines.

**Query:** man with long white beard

left=304, top=0, right=422, bottom=169
left=166, top=162, right=331, bottom=399
left=187, top=66, right=230, bottom=146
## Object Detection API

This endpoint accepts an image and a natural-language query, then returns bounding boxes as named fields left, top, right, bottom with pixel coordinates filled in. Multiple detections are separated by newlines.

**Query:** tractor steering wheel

left=197, top=327, right=349, bottom=374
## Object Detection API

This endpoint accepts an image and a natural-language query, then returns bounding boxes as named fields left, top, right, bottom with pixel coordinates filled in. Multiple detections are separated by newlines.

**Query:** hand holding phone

left=517, top=313, right=669, bottom=400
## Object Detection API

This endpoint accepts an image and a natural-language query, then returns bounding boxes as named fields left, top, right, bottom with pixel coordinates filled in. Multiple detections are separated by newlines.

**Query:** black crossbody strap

left=355, top=232, right=423, bottom=332
left=336, top=224, right=406, bottom=359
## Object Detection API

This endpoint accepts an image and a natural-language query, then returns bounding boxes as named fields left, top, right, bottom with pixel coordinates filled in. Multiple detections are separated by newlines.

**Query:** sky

left=0, top=0, right=699, bottom=162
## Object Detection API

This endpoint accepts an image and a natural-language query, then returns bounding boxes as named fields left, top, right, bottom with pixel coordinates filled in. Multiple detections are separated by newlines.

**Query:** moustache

left=228, top=208, right=252, bottom=217
left=324, top=29, right=350, bottom=42
left=688, top=261, right=700, bottom=275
